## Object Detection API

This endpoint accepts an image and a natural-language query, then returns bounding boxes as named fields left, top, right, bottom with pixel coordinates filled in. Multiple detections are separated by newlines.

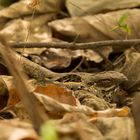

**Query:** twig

left=71, top=57, right=85, bottom=72
left=94, top=49, right=114, bottom=70
left=10, top=39, right=140, bottom=51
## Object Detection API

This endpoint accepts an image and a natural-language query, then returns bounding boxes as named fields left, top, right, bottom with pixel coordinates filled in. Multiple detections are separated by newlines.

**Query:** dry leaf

left=49, top=9, right=140, bottom=42
left=0, top=0, right=64, bottom=19
left=36, top=93, right=130, bottom=118
left=66, top=0, right=140, bottom=16
left=40, top=49, right=72, bottom=69
left=35, top=84, right=77, bottom=106
left=48, top=9, right=140, bottom=64
left=0, top=119, right=38, bottom=140
left=41, top=47, right=112, bottom=66
left=2, top=76, right=36, bottom=106
left=95, top=117, right=136, bottom=140
left=89, top=106, right=130, bottom=119
left=117, top=48, right=140, bottom=91
left=0, top=14, right=54, bottom=43
left=59, top=113, right=104, bottom=140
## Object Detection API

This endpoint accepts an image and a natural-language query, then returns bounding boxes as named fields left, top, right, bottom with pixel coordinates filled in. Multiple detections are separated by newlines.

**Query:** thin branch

left=10, top=39, right=140, bottom=51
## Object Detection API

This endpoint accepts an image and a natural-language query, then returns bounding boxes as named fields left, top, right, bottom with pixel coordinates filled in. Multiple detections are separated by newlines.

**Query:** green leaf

left=118, top=13, right=128, bottom=27
left=111, top=12, right=132, bottom=36
left=127, top=26, right=131, bottom=35
left=40, top=121, right=59, bottom=140
left=120, top=25, right=131, bottom=35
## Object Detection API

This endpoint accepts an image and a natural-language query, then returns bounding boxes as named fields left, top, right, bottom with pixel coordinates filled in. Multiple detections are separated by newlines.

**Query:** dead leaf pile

left=0, top=0, right=139, bottom=140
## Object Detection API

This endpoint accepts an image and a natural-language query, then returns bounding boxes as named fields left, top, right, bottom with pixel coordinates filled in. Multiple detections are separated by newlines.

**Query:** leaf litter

left=0, top=0, right=139, bottom=140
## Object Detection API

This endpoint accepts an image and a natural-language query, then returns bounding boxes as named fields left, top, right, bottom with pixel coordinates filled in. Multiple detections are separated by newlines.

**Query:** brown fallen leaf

left=95, top=117, right=136, bottom=140
left=0, top=119, right=38, bottom=140
left=2, top=76, right=76, bottom=107
left=0, top=14, right=54, bottom=43
left=2, top=76, right=36, bottom=106
left=1, top=76, right=19, bottom=106
left=48, top=9, right=140, bottom=65
left=36, top=93, right=130, bottom=118
left=49, top=9, right=140, bottom=42
left=89, top=106, right=130, bottom=120
left=0, top=0, right=64, bottom=19
left=7, top=88, right=20, bottom=106
left=40, top=49, right=72, bottom=69
left=0, top=92, right=130, bottom=120
left=34, top=83, right=77, bottom=106
left=117, top=48, right=140, bottom=91
left=58, top=112, right=104, bottom=140
left=66, top=0, right=140, bottom=16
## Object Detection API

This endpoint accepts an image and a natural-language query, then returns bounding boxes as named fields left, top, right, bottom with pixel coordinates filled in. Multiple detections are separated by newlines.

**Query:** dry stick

left=11, top=39, right=140, bottom=51
left=12, top=39, right=139, bottom=68
left=0, top=39, right=48, bottom=132
left=71, top=57, right=85, bottom=72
